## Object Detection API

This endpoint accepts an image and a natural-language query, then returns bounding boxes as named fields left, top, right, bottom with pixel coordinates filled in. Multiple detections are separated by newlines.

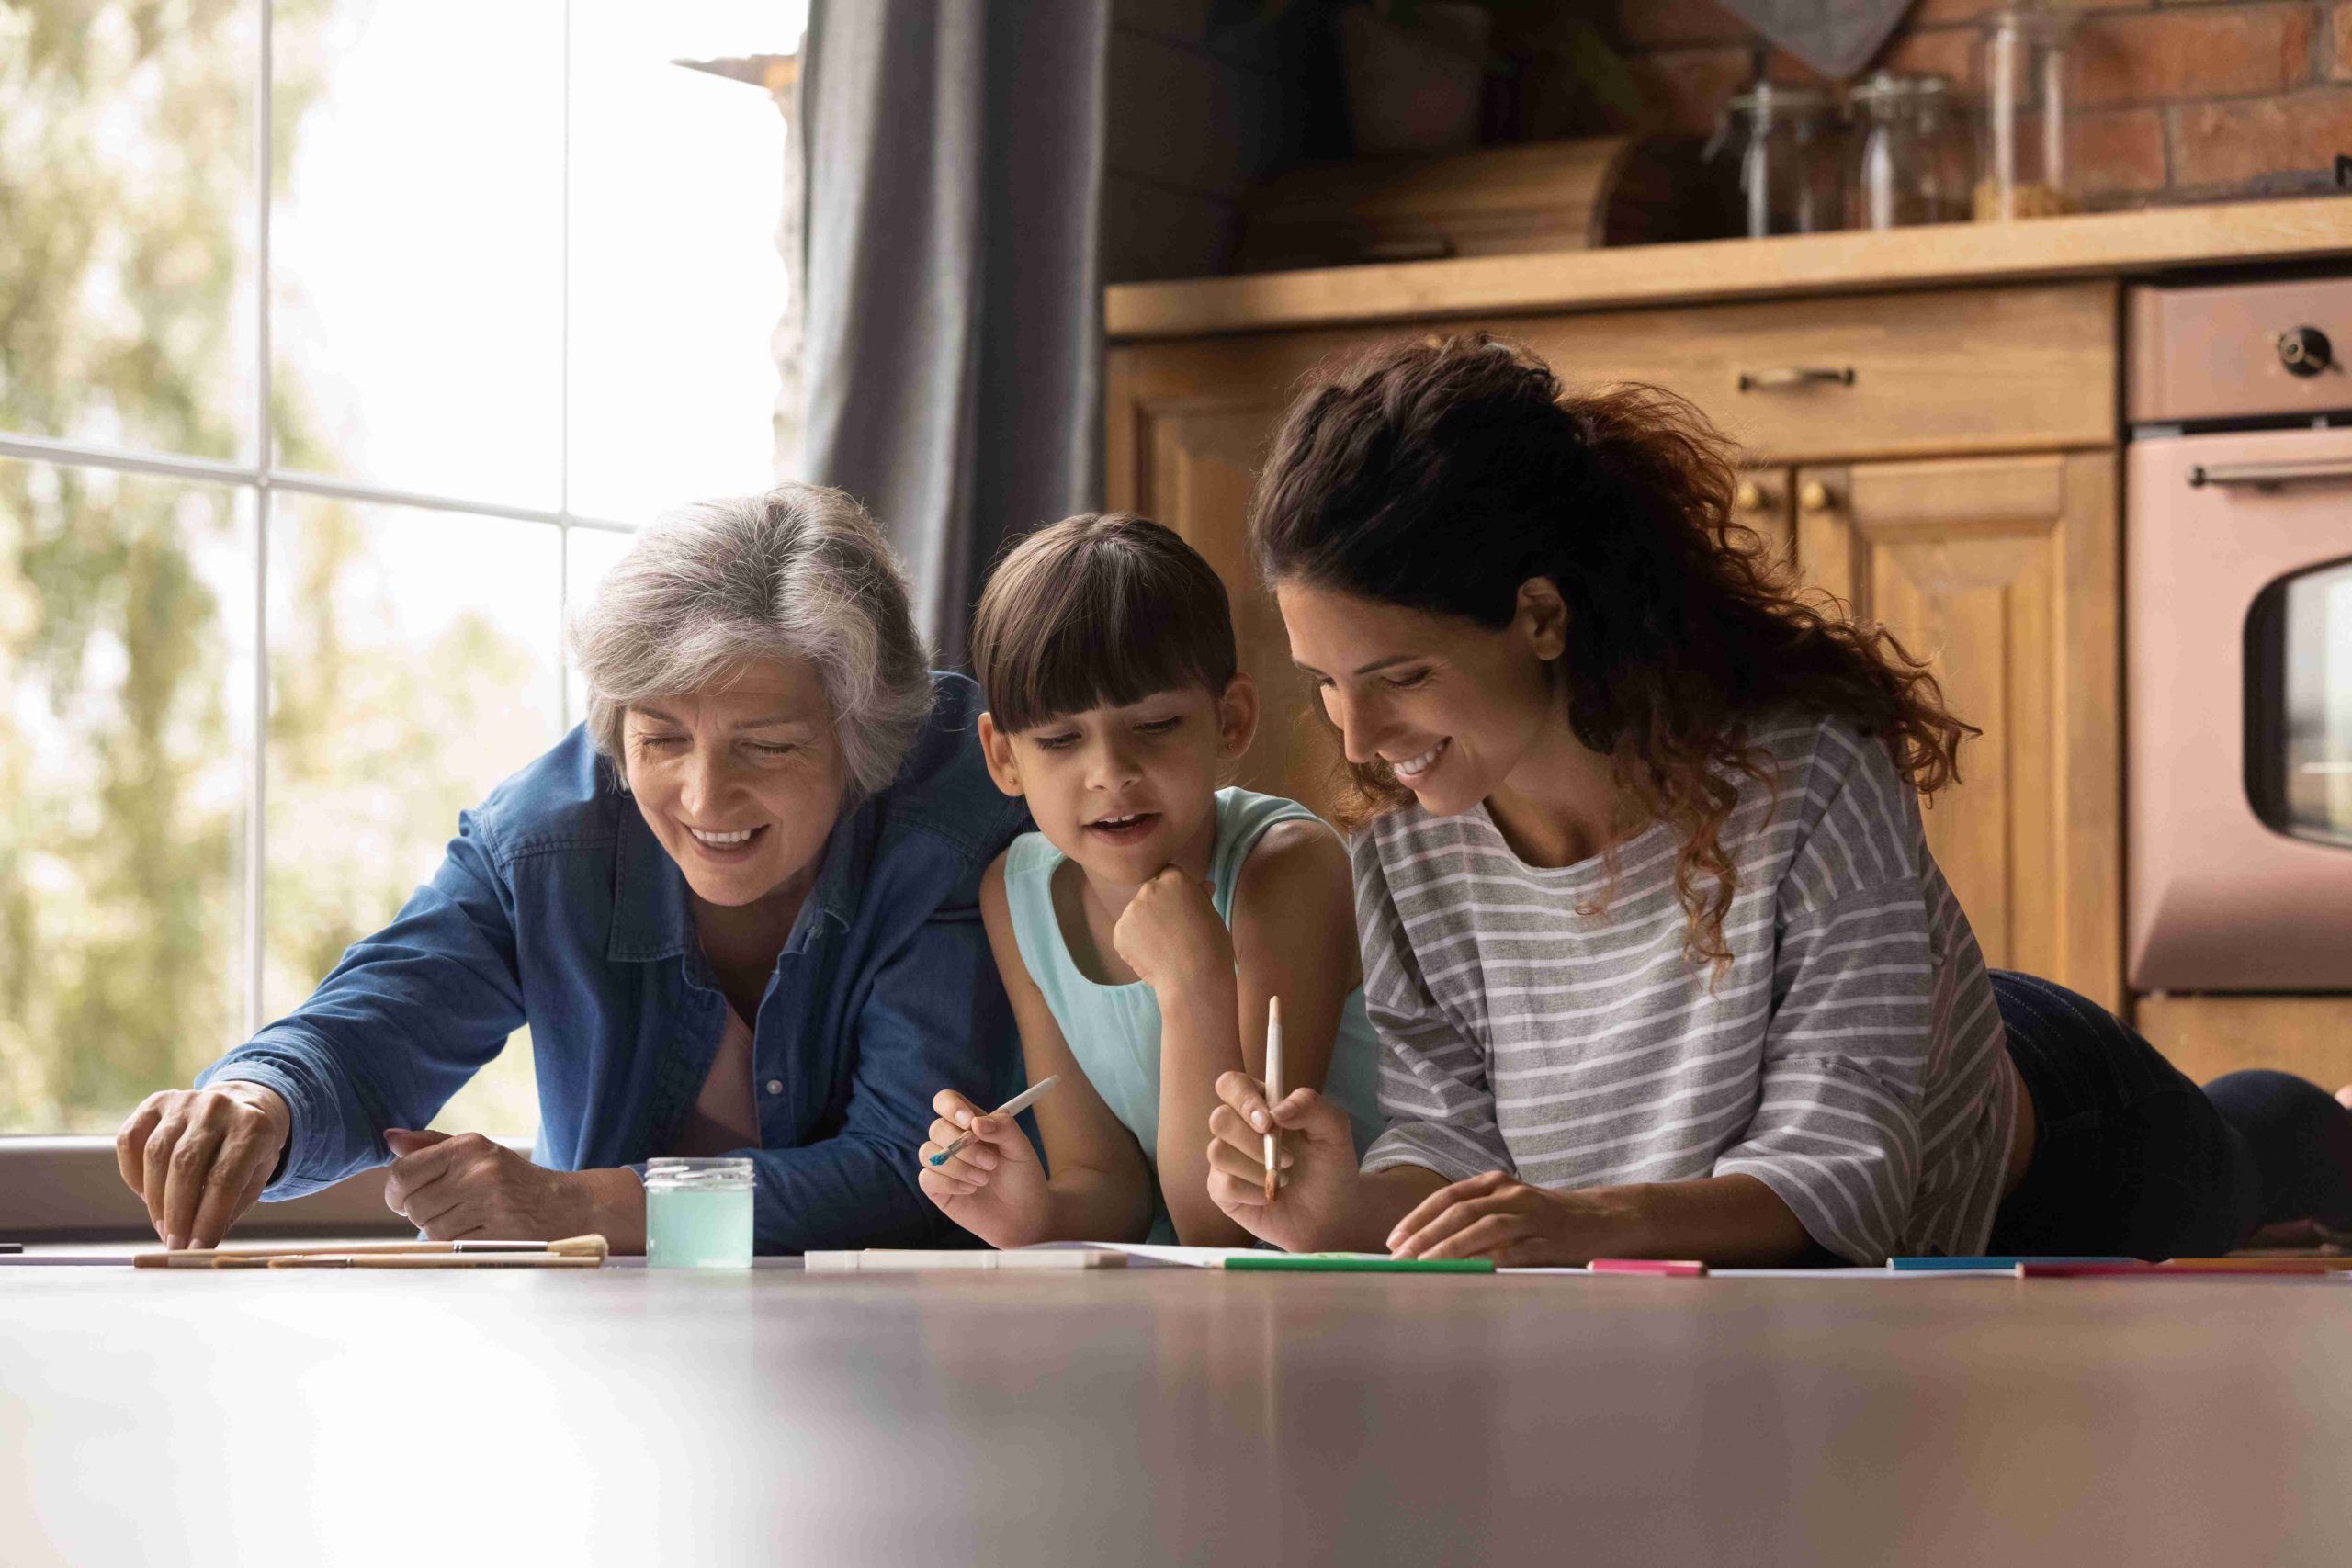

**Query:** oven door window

left=2246, top=556, right=2352, bottom=849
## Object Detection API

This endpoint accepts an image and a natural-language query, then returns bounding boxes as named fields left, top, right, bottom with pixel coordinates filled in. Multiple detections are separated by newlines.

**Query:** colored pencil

left=925, top=1075, right=1062, bottom=1168
left=1223, top=1255, right=1492, bottom=1273
left=1589, top=1258, right=1708, bottom=1277
left=1263, top=996, right=1283, bottom=1205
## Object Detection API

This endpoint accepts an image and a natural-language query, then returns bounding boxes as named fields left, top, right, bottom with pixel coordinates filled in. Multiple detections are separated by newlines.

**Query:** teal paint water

left=646, top=1184, right=754, bottom=1269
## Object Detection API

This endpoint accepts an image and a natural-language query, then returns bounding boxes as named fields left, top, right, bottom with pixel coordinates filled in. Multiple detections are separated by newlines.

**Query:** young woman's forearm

left=1612, top=1174, right=1813, bottom=1266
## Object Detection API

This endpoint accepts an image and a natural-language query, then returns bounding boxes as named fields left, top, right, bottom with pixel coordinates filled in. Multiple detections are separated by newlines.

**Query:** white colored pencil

left=1263, top=996, right=1283, bottom=1204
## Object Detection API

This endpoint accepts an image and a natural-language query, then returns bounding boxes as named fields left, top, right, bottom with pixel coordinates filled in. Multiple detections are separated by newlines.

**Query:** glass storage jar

left=1705, top=80, right=1845, bottom=237
left=1846, top=72, right=1972, bottom=229
left=1976, top=3, right=2076, bottom=220
left=644, top=1156, right=754, bottom=1269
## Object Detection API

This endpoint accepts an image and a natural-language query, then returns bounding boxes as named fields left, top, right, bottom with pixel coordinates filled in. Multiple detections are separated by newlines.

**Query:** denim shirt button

left=764, top=1079, right=784, bottom=1095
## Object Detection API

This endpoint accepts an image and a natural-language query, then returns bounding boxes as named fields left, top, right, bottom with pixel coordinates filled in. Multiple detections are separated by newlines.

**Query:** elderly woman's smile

left=622, top=658, right=846, bottom=911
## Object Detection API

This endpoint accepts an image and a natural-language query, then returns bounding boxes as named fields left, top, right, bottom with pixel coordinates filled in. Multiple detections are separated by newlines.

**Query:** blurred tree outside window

left=1, top=0, right=806, bottom=1137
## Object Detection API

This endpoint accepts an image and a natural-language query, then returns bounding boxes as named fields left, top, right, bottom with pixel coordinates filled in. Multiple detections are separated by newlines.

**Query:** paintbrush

left=136, top=1234, right=610, bottom=1269
left=1263, top=996, right=1283, bottom=1204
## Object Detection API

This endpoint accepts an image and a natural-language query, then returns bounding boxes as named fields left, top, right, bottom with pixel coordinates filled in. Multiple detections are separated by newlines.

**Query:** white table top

left=2, top=1261, right=2344, bottom=1565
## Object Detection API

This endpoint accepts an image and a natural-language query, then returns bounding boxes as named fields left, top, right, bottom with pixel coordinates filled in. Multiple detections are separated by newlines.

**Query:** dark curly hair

left=1248, top=333, right=1976, bottom=968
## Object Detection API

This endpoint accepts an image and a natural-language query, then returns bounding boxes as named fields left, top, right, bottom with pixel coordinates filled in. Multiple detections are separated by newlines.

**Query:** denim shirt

left=198, top=672, right=1030, bottom=1254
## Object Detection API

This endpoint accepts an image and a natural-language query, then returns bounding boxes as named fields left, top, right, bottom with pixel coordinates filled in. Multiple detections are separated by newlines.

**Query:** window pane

left=0, top=459, right=253, bottom=1133
left=270, top=0, right=563, bottom=508
left=0, top=3, right=259, bottom=462
left=2278, top=559, right=2352, bottom=848
left=562, top=521, right=637, bottom=726
left=566, top=2, right=805, bottom=522
left=265, top=498, right=562, bottom=1134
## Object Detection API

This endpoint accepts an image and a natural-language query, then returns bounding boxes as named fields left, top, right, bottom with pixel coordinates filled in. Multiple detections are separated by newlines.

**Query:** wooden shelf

left=1106, top=197, right=2352, bottom=342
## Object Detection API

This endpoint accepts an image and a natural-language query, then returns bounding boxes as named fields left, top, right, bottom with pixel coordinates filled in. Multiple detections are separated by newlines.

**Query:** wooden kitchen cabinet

left=1734, top=467, right=1796, bottom=577
left=1106, top=281, right=2123, bottom=1009
left=1793, top=453, right=2120, bottom=1006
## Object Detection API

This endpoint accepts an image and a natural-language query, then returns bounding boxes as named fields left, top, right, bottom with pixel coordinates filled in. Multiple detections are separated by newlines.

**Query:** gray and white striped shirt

left=1354, top=714, right=2015, bottom=1263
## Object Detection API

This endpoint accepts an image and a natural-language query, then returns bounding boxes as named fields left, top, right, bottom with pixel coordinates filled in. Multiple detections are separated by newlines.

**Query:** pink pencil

left=1589, top=1258, right=1708, bottom=1277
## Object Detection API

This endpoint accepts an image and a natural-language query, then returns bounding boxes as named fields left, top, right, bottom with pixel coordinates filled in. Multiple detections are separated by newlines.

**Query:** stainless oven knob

left=2276, top=325, right=2333, bottom=377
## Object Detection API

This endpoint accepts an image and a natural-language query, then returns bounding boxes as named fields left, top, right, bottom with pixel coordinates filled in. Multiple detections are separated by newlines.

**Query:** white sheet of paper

left=1023, top=1242, right=1272, bottom=1269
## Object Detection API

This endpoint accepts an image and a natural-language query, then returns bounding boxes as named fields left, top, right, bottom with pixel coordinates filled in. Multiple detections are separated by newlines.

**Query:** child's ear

left=977, top=712, right=1025, bottom=798
left=1216, top=674, right=1260, bottom=761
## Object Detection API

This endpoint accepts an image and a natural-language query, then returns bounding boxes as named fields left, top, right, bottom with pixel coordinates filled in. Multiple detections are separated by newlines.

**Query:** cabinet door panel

left=1734, top=467, right=1797, bottom=578
left=1118, top=387, right=1346, bottom=814
left=1797, top=452, right=2118, bottom=1006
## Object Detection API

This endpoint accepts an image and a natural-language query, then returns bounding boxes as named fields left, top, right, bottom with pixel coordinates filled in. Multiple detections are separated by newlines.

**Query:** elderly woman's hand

left=115, top=1081, right=291, bottom=1250
left=381, top=1129, right=648, bottom=1251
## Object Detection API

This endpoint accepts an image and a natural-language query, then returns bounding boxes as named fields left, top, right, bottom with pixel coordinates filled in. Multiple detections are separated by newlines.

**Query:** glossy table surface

left=4, top=1260, right=2347, bottom=1566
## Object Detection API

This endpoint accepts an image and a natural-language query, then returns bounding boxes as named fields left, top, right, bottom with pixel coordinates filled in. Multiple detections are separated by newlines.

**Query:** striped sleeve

left=1350, top=832, right=1515, bottom=1183
left=1710, top=727, right=1935, bottom=1264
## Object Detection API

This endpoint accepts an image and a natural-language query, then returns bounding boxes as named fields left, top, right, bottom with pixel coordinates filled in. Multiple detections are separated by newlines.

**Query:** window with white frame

left=0, top=0, right=808, bottom=1137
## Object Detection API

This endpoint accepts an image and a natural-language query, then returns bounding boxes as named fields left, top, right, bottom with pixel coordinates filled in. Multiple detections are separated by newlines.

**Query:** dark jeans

left=1984, top=970, right=2352, bottom=1260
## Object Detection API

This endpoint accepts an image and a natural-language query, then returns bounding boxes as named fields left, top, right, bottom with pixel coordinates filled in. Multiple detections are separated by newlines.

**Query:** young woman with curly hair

left=1204, top=334, right=2352, bottom=1267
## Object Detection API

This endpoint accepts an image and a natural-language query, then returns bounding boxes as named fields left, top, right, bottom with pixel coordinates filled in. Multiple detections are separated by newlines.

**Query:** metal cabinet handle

left=1734, top=479, right=1774, bottom=512
left=2188, top=459, right=2352, bottom=491
left=1799, top=479, right=1837, bottom=513
left=1737, top=366, right=1856, bottom=392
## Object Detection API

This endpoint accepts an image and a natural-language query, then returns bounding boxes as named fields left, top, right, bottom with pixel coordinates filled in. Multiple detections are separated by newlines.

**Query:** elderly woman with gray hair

left=115, top=486, right=1028, bottom=1255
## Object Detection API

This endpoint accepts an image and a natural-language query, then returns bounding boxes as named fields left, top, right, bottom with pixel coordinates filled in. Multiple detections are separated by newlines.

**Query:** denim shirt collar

left=606, top=793, right=872, bottom=964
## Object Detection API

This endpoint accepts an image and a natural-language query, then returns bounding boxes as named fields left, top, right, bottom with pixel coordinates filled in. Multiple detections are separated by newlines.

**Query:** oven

left=2127, top=277, right=2352, bottom=991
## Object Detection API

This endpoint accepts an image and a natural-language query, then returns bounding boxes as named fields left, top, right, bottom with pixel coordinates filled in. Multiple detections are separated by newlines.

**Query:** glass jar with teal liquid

left=644, top=1157, right=754, bottom=1269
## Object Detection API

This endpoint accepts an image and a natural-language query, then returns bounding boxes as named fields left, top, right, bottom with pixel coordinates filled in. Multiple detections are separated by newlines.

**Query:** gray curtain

left=799, top=0, right=1110, bottom=667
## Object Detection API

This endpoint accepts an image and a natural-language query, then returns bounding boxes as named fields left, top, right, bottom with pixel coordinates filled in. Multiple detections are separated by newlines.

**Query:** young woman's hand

left=1385, top=1170, right=1607, bottom=1264
left=1112, top=867, right=1234, bottom=1003
left=917, top=1089, right=1053, bottom=1249
left=1204, top=1074, right=1360, bottom=1252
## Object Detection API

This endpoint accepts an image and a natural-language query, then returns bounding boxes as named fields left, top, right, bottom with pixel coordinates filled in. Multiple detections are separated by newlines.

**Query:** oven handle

left=2187, top=458, right=2352, bottom=490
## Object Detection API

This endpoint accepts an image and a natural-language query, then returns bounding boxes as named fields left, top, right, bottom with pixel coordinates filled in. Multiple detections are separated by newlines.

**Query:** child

left=917, top=513, right=1384, bottom=1247
left=1203, top=333, right=2352, bottom=1266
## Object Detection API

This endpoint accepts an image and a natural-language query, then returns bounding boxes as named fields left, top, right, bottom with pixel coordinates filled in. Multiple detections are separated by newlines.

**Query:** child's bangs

left=990, top=590, right=1224, bottom=734
left=973, top=513, right=1239, bottom=734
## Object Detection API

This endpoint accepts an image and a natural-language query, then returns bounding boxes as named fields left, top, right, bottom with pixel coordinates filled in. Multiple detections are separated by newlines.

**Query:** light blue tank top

left=1003, top=786, right=1387, bottom=1243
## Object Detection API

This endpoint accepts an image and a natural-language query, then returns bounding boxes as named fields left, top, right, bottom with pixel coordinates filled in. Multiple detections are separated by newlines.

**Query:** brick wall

left=1611, top=0, right=2351, bottom=209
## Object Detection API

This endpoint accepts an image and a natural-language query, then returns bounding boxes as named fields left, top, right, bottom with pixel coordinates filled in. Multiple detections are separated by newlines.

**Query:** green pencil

left=1221, top=1254, right=1495, bottom=1273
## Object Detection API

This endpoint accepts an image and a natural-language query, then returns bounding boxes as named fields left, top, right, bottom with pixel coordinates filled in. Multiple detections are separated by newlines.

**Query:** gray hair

left=571, top=484, right=934, bottom=796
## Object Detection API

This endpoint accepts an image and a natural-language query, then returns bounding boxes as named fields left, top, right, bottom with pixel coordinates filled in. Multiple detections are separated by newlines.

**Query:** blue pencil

left=1889, top=1255, right=2135, bottom=1270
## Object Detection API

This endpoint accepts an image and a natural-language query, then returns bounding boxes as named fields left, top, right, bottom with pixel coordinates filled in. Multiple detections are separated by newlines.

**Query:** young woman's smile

left=1274, top=581, right=1565, bottom=822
